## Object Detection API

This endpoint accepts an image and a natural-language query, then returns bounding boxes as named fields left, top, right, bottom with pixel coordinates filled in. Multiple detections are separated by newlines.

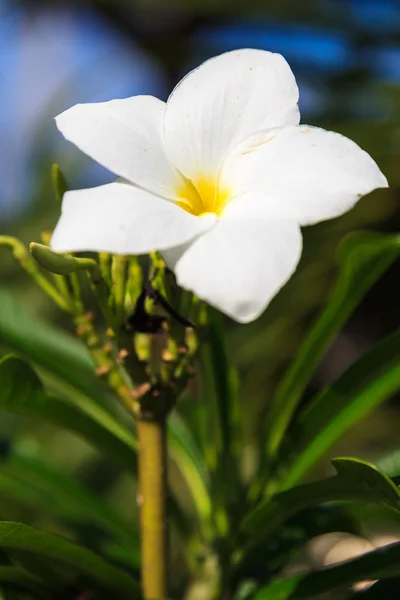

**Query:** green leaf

left=253, top=541, right=400, bottom=600
left=197, top=309, right=243, bottom=533
left=0, top=566, right=50, bottom=598
left=168, top=412, right=212, bottom=531
left=0, top=355, right=136, bottom=471
left=0, top=451, right=139, bottom=559
left=331, top=457, right=400, bottom=507
left=0, top=288, right=109, bottom=404
left=7, top=550, right=73, bottom=591
left=0, top=289, right=139, bottom=456
left=281, top=329, right=400, bottom=489
left=51, top=163, right=68, bottom=205
left=205, top=310, right=240, bottom=457
left=0, top=355, right=196, bottom=542
left=238, top=505, right=360, bottom=584
left=264, top=232, right=400, bottom=460
left=377, top=449, right=400, bottom=482
left=0, top=301, right=197, bottom=535
left=0, top=522, right=138, bottom=597
left=241, top=458, right=400, bottom=549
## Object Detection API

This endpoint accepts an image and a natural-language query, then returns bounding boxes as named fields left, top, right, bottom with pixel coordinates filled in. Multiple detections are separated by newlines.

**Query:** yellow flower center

left=175, top=176, right=231, bottom=217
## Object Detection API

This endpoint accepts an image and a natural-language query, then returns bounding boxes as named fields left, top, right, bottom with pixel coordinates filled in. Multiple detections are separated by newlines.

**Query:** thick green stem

left=137, top=416, right=168, bottom=600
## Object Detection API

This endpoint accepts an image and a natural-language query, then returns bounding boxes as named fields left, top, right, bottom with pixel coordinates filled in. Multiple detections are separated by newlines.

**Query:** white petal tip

left=378, top=172, right=389, bottom=189
left=361, top=167, right=389, bottom=197
left=230, top=308, right=265, bottom=324
left=54, top=105, right=76, bottom=135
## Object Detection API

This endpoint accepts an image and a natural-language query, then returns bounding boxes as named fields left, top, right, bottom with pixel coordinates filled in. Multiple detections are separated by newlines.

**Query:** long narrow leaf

left=0, top=355, right=197, bottom=541
left=0, top=522, right=138, bottom=597
left=168, top=412, right=212, bottom=531
left=0, top=355, right=136, bottom=471
left=253, top=541, right=400, bottom=600
left=281, top=330, right=400, bottom=489
left=1, top=452, right=138, bottom=555
left=241, top=458, right=400, bottom=550
left=197, top=309, right=243, bottom=533
left=0, top=289, right=139, bottom=459
left=0, top=566, right=51, bottom=598
left=264, top=232, right=400, bottom=460
left=0, top=288, right=110, bottom=404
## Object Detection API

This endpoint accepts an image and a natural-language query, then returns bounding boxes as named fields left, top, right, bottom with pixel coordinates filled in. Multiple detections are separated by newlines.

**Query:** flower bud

left=30, top=243, right=98, bottom=275
left=52, top=163, right=68, bottom=205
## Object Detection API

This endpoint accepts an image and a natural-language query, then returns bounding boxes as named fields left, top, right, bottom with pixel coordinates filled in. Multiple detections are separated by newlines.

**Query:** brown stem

left=137, top=416, right=168, bottom=599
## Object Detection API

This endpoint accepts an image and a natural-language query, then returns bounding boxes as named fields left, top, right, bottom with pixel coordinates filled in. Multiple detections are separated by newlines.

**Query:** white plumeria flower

left=51, top=49, right=388, bottom=323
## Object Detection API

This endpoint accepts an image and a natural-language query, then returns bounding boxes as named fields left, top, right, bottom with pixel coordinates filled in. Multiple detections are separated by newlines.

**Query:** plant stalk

left=137, top=416, right=168, bottom=600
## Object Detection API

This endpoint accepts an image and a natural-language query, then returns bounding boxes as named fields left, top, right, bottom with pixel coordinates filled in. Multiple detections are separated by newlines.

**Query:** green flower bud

left=30, top=243, right=98, bottom=275
left=51, top=163, right=68, bottom=205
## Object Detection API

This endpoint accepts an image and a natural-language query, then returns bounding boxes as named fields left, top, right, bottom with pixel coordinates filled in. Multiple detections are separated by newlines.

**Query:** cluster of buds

left=1, top=166, right=205, bottom=422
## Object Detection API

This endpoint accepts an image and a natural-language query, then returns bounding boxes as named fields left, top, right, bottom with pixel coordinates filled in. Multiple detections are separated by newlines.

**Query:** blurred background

left=1, top=0, right=400, bottom=593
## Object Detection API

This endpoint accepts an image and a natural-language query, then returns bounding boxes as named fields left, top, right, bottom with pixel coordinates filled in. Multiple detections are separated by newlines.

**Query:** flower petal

left=222, top=191, right=286, bottom=219
left=56, top=96, right=184, bottom=200
left=50, top=182, right=215, bottom=254
left=164, top=49, right=299, bottom=182
left=162, top=215, right=302, bottom=323
left=221, top=125, right=388, bottom=226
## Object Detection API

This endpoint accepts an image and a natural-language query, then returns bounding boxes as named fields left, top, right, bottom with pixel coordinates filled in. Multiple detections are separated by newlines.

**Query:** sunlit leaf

left=281, top=329, right=400, bottom=488
left=238, top=505, right=360, bottom=583
left=263, top=232, right=400, bottom=461
left=197, top=308, right=243, bottom=533
left=0, top=355, right=199, bottom=543
left=241, top=458, right=400, bottom=549
left=253, top=540, right=400, bottom=600
left=0, top=289, right=140, bottom=464
left=377, top=449, right=400, bottom=483
left=0, top=355, right=136, bottom=471
left=168, top=412, right=212, bottom=531
left=0, top=288, right=110, bottom=404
